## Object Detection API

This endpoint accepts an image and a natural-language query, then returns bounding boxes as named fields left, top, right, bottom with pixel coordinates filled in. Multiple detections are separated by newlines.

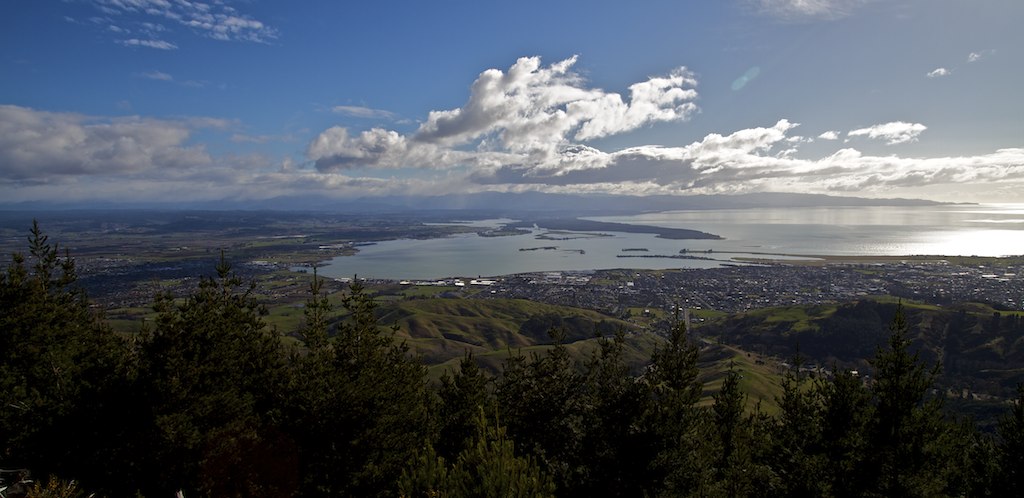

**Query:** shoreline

left=724, top=252, right=1024, bottom=266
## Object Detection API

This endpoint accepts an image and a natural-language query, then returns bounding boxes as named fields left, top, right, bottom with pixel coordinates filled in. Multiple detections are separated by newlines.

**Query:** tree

left=997, top=384, right=1024, bottom=493
left=642, top=319, right=709, bottom=496
left=399, top=410, right=555, bottom=498
left=576, top=330, right=653, bottom=496
left=436, top=353, right=491, bottom=461
left=705, top=366, right=772, bottom=497
left=298, top=267, right=332, bottom=350
left=285, top=279, right=432, bottom=497
left=0, top=221, right=134, bottom=495
left=818, top=368, right=872, bottom=498
left=494, top=331, right=586, bottom=494
left=134, top=252, right=296, bottom=496
left=865, top=303, right=955, bottom=496
left=771, top=356, right=828, bottom=497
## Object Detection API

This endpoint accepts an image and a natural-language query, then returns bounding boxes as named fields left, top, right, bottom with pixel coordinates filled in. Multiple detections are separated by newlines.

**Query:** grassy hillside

left=696, top=342, right=785, bottom=414
left=375, top=297, right=787, bottom=410
left=375, top=297, right=639, bottom=366
left=698, top=298, right=1024, bottom=400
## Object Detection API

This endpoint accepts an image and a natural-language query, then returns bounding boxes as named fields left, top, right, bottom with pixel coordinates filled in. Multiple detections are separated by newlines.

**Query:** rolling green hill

left=374, top=297, right=786, bottom=409
left=699, top=298, right=1024, bottom=401
left=373, top=298, right=649, bottom=376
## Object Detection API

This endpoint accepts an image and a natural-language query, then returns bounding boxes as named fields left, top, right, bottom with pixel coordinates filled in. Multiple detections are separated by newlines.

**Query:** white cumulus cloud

left=818, top=130, right=839, bottom=140
left=848, top=121, right=927, bottom=145
left=309, top=56, right=698, bottom=173
left=927, top=67, right=951, bottom=78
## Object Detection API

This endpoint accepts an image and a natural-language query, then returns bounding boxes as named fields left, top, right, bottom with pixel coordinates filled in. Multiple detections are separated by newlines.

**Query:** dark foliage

left=2, top=225, right=1022, bottom=497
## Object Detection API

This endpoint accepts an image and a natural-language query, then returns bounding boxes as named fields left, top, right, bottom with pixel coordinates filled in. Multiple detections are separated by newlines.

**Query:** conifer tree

left=818, top=368, right=872, bottom=498
left=299, top=267, right=332, bottom=350
left=642, top=319, right=708, bottom=496
left=772, top=356, right=827, bottom=497
left=577, top=330, right=653, bottom=496
left=707, top=367, right=762, bottom=497
left=135, top=251, right=295, bottom=496
left=437, top=353, right=491, bottom=461
left=285, top=279, right=431, bottom=497
left=0, top=222, right=133, bottom=494
left=865, top=303, right=953, bottom=496
left=399, top=410, right=555, bottom=498
left=997, top=384, right=1024, bottom=493
left=495, top=330, right=586, bottom=494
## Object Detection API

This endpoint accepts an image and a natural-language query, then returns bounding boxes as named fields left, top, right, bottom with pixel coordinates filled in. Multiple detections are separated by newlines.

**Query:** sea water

left=316, top=204, right=1024, bottom=280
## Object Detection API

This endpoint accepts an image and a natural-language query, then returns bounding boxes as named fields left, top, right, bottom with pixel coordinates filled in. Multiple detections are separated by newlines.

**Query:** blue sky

left=1, top=0, right=1022, bottom=204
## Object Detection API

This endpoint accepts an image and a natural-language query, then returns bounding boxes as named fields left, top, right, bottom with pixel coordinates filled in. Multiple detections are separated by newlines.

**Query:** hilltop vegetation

left=701, top=299, right=1024, bottom=399
left=376, top=298, right=656, bottom=376
left=3, top=224, right=1024, bottom=497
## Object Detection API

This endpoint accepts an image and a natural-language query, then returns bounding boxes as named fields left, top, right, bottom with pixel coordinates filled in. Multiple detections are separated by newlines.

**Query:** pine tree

left=285, top=279, right=431, bottom=497
left=772, top=356, right=827, bottom=497
left=0, top=221, right=134, bottom=495
left=576, top=330, right=653, bottom=496
left=299, top=267, right=332, bottom=350
left=135, top=252, right=296, bottom=496
left=494, top=330, right=586, bottom=494
left=437, top=353, right=491, bottom=461
left=997, top=384, right=1024, bottom=493
left=865, top=303, right=953, bottom=496
left=818, top=368, right=872, bottom=498
left=398, top=410, right=555, bottom=498
left=707, top=366, right=762, bottom=497
left=642, top=319, right=708, bottom=496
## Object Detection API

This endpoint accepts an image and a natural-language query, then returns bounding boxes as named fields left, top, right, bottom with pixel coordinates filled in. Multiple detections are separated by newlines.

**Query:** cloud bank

left=3, top=55, right=1024, bottom=204
left=0, top=105, right=214, bottom=180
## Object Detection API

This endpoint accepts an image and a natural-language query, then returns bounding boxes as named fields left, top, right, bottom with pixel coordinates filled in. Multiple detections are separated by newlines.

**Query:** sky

left=1, top=0, right=1022, bottom=205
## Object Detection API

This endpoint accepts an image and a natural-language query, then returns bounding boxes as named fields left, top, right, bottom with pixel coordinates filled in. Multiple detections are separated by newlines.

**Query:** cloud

left=968, top=50, right=994, bottom=63
left=117, top=38, right=177, bottom=50
left=297, top=56, right=1024, bottom=201
left=747, top=0, right=873, bottom=20
left=7, top=54, right=1024, bottom=204
left=926, top=67, right=950, bottom=78
left=331, top=106, right=397, bottom=120
left=0, top=105, right=213, bottom=180
left=134, top=70, right=209, bottom=88
left=6, top=100, right=1024, bottom=203
left=464, top=118, right=1024, bottom=199
left=138, top=70, right=173, bottom=81
left=310, top=56, right=698, bottom=173
left=230, top=133, right=294, bottom=144
left=89, top=0, right=277, bottom=46
left=847, top=121, right=926, bottom=145
left=415, top=56, right=697, bottom=148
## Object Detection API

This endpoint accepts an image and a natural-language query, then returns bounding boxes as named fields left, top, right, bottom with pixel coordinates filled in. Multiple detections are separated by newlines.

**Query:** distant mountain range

left=1, top=191, right=953, bottom=215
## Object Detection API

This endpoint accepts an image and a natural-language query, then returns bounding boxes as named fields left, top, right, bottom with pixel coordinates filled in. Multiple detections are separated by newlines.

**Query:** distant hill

left=372, top=297, right=785, bottom=410
left=698, top=298, right=1024, bottom=401
left=0, top=191, right=952, bottom=216
left=373, top=298, right=653, bottom=376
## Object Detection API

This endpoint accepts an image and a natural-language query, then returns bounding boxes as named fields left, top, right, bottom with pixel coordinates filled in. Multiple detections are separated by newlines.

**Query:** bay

left=316, top=204, right=1024, bottom=281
